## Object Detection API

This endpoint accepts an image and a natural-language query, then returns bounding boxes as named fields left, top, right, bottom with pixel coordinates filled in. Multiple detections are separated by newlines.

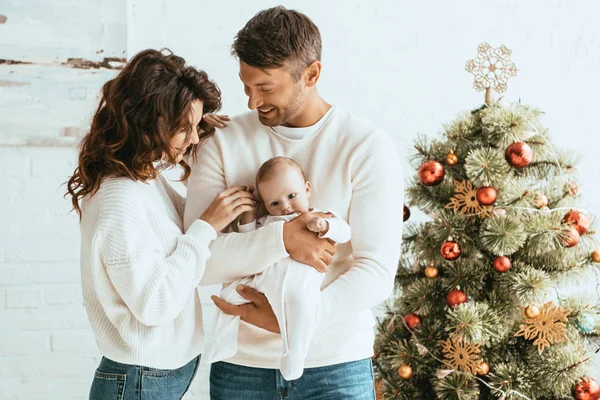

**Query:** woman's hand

left=203, top=114, right=231, bottom=128
left=211, top=285, right=280, bottom=334
left=200, top=186, right=256, bottom=232
left=239, top=185, right=258, bottom=225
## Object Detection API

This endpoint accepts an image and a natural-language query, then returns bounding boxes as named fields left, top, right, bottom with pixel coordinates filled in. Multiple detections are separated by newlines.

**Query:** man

left=184, top=6, right=403, bottom=399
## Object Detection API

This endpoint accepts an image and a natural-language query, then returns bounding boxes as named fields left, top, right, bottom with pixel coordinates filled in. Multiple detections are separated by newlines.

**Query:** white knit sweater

left=80, top=174, right=216, bottom=369
left=184, top=107, right=403, bottom=368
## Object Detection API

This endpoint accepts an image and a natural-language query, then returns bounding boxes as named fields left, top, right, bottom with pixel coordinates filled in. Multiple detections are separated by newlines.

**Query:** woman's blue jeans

left=210, top=358, right=376, bottom=399
left=89, top=356, right=200, bottom=400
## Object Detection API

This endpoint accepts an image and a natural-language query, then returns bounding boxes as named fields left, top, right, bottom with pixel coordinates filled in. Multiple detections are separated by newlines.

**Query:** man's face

left=239, top=62, right=304, bottom=127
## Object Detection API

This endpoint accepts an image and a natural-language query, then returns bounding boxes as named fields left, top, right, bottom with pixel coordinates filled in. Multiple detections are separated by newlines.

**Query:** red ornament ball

left=418, top=160, right=445, bottom=186
left=493, top=256, right=511, bottom=273
left=476, top=186, right=498, bottom=206
left=403, top=205, right=411, bottom=222
left=562, top=210, right=590, bottom=236
left=572, top=377, right=600, bottom=400
left=505, top=142, right=533, bottom=168
left=562, top=226, right=581, bottom=248
left=441, top=239, right=461, bottom=261
left=446, top=289, right=467, bottom=308
left=404, top=314, right=421, bottom=329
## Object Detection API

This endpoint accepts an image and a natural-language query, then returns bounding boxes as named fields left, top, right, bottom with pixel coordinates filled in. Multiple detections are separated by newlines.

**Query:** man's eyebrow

left=238, top=73, right=275, bottom=87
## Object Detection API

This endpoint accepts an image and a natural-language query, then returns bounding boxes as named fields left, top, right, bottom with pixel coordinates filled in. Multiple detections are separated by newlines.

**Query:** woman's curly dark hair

left=66, top=48, right=222, bottom=217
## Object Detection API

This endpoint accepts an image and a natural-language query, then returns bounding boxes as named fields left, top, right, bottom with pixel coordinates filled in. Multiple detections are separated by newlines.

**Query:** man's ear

left=306, top=181, right=312, bottom=197
left=304, top=61, right=322, bottom=88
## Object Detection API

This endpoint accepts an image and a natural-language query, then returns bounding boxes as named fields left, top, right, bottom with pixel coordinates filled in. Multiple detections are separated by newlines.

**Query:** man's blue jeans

left=210, top=358, right=376, bottom=399
left=89, top=356, right=199, bottom=400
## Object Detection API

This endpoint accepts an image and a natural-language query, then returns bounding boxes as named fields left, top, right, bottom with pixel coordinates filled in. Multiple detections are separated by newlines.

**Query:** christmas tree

left=373, top=43, right=600, bottom=400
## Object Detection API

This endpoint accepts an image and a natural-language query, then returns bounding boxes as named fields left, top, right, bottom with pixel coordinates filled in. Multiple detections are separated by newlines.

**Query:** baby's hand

left=307, top=217, right=328, bottom=234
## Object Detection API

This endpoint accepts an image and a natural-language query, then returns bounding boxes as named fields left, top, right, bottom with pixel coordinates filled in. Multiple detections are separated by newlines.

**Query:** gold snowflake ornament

left=514, top=302, right=571, bottom=354
left=445, top=180, right=493, bottom=216
left=439, top=336, right=482, bottom=375
left=465, top=42, right=518, bottom=94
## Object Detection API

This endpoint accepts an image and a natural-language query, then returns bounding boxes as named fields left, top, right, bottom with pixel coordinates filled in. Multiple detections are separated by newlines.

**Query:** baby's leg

left=279, top=262, right=325, bottom=380
left=203, top=276, right=255, bottom=364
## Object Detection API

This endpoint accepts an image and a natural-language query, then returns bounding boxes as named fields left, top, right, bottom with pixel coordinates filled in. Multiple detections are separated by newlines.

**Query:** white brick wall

left=2, top=1, right=600, bottom=399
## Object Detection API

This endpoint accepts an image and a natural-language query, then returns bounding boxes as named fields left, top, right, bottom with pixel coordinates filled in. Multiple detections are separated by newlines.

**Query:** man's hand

left=211, top=285, right=280, bottom=334
left=283, top=212, right=336, bottom=273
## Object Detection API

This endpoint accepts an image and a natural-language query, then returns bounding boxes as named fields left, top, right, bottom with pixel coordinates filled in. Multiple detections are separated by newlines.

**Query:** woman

left=66, top=49, right=255, bottom=399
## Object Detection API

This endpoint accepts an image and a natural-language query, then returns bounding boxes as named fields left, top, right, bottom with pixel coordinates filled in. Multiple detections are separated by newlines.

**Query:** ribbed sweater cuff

left=186, top=219, right=217, bottom=243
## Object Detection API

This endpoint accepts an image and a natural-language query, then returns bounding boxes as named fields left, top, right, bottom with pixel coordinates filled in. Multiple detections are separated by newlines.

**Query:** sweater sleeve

left=100, top=182, right=217, bottom=326
left=319, top=131, right=403, bottom=329
left=183, top=137, right=289, bottom=285
left=237, top=220, right=258, bottom=233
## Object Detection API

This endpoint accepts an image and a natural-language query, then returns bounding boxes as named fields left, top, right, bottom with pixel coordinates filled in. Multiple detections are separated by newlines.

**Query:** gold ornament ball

left=397, top=364, right=413, bottom=379
left=525, top=305, right=541, bottom=319
left=592, top=250, right=600, bottom=263
left=561, top=226, right=581, bottom=248
left=562, top=210, right=591, bottom=236
left=493, top=256, right=511, bottom=273
left=446, top=150, right=458, bottom=166
left=505, top=142, right=533, bottom=168
left=534, top=193, right=549, bottom=208
left=424, top=265, right=439, bottom=278
left=418, top=160, right=445, bottom=186
left=572, top=377, right=600, bottom=400
left=476, top=361, right=490, bottom=376
left=441, top=239, right=461, bottom=261
left=476, top=186, right=498, bottom=206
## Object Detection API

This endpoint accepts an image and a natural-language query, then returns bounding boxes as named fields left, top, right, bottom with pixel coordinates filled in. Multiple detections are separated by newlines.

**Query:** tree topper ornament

left=465, top=42, right=518, bottom=103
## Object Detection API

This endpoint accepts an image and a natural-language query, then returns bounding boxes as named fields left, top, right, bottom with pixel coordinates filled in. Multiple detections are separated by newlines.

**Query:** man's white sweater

left=80, top=174, right=216, bottom=369
left=184, top=107, right=403, bottom=368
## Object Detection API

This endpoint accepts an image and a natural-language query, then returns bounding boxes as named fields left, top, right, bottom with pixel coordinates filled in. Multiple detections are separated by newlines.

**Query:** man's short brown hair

left=232, top=6, right=322, bottom=81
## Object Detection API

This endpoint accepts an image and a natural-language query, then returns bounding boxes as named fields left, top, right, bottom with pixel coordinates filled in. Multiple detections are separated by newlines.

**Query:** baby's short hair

left=256, top=156, right=307, bottom=186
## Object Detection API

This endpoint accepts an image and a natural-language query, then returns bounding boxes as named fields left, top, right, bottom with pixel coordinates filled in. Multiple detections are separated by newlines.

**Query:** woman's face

left=169, top=99, right=204, bottom=163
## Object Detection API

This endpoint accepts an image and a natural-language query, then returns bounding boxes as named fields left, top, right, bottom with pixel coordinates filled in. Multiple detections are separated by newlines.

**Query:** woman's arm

left=100, top=182, right=216, bottom=326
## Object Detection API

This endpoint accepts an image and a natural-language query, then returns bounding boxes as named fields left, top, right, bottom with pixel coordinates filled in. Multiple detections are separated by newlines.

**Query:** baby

left=203, top=156, right=351, bottom=380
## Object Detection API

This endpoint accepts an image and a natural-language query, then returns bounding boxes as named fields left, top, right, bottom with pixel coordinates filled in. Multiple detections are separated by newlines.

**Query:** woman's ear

left=306, top=181, right=312, bottom=198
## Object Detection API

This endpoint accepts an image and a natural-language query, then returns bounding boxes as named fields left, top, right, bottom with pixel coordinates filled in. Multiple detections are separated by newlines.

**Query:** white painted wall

left=1, top=1, right=600, bottom=399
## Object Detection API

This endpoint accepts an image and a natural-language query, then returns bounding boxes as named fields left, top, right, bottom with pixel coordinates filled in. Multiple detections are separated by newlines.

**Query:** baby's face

left=258, top=167, right=311, bottom=216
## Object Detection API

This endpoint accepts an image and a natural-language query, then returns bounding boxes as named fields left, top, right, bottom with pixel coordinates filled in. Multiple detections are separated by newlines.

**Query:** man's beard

left=259, top=87, right=303, bottom=127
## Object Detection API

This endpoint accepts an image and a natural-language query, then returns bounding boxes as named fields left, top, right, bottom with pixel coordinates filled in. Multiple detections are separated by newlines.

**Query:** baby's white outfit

left=203, top=210, right=351, bottom=380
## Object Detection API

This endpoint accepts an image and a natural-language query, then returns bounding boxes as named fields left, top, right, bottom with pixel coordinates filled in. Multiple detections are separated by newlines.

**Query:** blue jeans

left=210, top=358, right=376, bottom=400
left=89, top=356, right=200, bottom=400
